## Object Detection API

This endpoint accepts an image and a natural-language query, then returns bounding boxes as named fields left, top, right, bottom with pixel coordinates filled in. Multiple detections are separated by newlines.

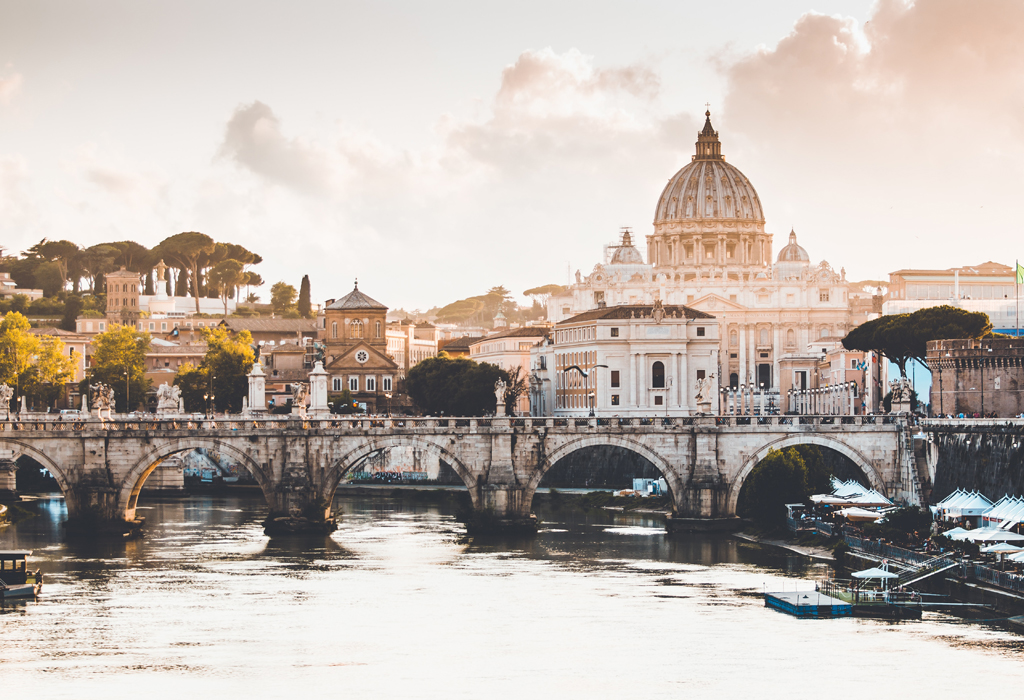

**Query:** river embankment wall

left=928, top=423, right=1024, bottom=501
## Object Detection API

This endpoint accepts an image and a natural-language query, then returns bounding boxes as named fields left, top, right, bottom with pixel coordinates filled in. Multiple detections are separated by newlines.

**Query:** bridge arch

left=0, top=438, right=76, bottom=509
left=321, top=435, right=478, bottom=507
left=727, top=435, right=886, bottom=516
left=524, top=435, right=684, bottom=511
left=119, top=438, right=273, bottom=520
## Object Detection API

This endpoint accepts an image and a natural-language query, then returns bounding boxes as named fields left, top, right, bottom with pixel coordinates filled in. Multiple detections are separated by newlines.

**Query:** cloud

left=718, top=0, right=1024, bottom=276
left=0, top=68, right=22, bottom=104
left=218, top=101, right=332, bottom=195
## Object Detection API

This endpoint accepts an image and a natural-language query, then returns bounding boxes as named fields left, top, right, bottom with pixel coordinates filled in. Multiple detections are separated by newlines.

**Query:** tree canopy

left=271, top=282, right=297, bottom=314
left=87, top=325, right=152, bottom=412
left=405, top=353, right=508, bottom=416
left=298, top=275, right=312, bottom=318
left=153, top=232, right=216, bottom=312
left=736, top=445, right=834, bottom=529
left=842, top=305, right=992, bottom=377
left=173, top=328, right=255, bottom=413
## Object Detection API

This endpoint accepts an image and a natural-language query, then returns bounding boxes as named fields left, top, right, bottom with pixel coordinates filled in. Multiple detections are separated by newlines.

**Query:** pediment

left=325, top=342, right=398, bottom=371
left=688, top=293, right=747, bottom=312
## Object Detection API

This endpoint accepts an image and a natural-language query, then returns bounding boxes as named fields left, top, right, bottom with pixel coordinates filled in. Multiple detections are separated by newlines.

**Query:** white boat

left=0, top=550, right=43, bottom=600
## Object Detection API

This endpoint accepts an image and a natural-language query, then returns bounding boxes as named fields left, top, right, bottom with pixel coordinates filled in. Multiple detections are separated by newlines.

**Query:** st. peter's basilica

left=547, top=111, right=861, bottom=393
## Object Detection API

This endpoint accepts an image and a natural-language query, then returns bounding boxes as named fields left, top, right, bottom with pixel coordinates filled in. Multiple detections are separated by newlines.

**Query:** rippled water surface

left=2, top=492, right=1023, bottom=699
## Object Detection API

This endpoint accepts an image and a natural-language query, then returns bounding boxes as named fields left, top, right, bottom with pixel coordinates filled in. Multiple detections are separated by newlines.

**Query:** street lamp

left=384, top=391, right=392, bottom=417
left=565, top=363, right=608, bottom=417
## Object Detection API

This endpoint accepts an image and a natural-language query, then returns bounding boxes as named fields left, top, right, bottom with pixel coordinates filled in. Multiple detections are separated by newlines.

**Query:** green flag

left=1017, top=263, right=1024, bottom=284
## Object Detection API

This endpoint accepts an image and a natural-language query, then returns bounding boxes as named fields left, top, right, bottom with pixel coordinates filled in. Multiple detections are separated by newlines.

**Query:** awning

left=852, top=566, right=898, bottom=580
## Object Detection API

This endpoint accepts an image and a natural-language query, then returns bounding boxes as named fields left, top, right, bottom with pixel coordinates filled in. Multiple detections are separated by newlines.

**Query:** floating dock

left=765, top=591, right=852, bottom=618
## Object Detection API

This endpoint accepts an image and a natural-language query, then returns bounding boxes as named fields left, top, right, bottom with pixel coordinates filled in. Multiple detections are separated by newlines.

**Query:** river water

left=2, top=492, right=1023, bottom=699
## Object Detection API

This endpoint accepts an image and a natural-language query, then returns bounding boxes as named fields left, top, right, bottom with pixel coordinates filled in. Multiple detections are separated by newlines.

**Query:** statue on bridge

left=694, top=373, right=717, bottom=414
left=156, top=382, right=182, bottom=415
left=889, top=376, right=913, bottom=414
left=291, top=382, right=308, bottom=417
left=90, top=383, right=115, bottom=420
left=494, top=378, right=507, bottom=416
left=0, top=383, right=13, bottom=417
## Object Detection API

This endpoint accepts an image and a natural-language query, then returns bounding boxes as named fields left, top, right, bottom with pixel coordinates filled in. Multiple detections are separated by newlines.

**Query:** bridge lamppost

left=565, top=364, right=608, bottom=417
left=385, top=391, right=392, bottom=418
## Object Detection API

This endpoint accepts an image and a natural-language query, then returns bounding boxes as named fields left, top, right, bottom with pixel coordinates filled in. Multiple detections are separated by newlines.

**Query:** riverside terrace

left=0, top=414, right=920, bottom=536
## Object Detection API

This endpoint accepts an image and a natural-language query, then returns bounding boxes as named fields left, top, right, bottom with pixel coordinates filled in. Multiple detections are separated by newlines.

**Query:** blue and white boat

left=0, top=550, right=43, bottom=600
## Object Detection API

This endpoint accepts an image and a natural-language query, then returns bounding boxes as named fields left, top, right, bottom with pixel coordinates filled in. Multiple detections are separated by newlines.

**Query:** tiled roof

left=469, top=327, right=550, bottom=347
left=559, top=304, right=713, bottom=325
left=327, top=284, right=387, bottom=310
left=440, top=336, right=483, bottom=351
left=218, top=318, right=317, bottom=332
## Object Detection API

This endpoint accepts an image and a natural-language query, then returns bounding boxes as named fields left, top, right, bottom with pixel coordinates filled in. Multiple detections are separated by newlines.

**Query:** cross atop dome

left=694, top=108, right=723, bottom=161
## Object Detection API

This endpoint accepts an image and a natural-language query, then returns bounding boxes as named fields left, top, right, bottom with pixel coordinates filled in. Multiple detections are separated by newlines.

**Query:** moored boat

left=0, top=550, right=42, bottom=600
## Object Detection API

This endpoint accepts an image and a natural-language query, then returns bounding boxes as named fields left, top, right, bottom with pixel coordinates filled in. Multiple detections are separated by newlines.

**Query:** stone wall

left=927, top=338, right=1024, bottom=417
left=929, top=424, right=1024, bottom=501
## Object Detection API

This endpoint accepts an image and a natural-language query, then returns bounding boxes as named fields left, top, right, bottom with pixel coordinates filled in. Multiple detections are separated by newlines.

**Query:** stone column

left=307, top=361, right=330, bottom=417
left=630, top=353, right=638, bottom=408
left=679, top=352, right=689, bottom=411
left=246, top=362, right=266, bottom=415
left=638, top=353, right=647, bottom=408
left=772, top=325, right=781, bottom=390
left=738, top=325, right=747, bottom=390
left=0, top=450, right=17, bottom=501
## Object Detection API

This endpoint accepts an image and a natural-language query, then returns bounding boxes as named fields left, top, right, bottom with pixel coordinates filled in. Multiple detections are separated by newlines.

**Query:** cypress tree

left=298, top=275, right=312, bottom=318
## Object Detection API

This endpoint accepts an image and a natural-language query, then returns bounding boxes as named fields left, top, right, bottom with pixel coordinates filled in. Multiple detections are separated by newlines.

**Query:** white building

left=530, top=301, right=719, bottom=416
left=468, top=326, right=550, bottom=414
left=547, top=111, right=854, bottom=397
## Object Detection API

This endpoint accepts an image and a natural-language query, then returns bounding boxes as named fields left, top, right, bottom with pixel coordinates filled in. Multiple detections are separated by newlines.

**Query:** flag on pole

left=1017, top=262, right=1024, bottom=284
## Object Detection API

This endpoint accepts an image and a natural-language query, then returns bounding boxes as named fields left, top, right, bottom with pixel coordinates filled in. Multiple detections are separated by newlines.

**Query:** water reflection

left=0, top=492, right=1022, bottom=699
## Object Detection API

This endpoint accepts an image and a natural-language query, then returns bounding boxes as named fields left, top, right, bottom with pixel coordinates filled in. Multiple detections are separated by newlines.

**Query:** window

left=349, top=377, right=359, bottom=391
left=819, top=290, right=830, bottom=302
left=687, top=295, right=695, bottom=303
left=98, top=322, right=105, bottom=331
left=366, top=377, right=376, bottom=392
left=654, top=395, right=663, bottom=406
left=594, top=291, right=604, bottom=304
left=611, top=370, right=620, bottom=388
left=611, top=395, right=620, bottom=406
left=730, top=331, right=738, bottom=347
left=786, top=294, right=795, bottom=304
left=787, top=329, right=795, bottom=346
left=697, top=370, right=706, bottom=380
left=730, top=353, right=737, bottom=359
left=375, top=321, right=381, bottom=338
left=149, top=323, right=155, bottom=331
left=759, top=329, right=769, bottom=345
left=851, top=359, right=858, bottom=369
left=332, top=322, right=338, bottom=339
left=383, top=376, right=392, bottom=392
left=696, top=327, right=705, bottom=337
left=333, top=378, right=342, bottom=391
left=651, top=361, right=665, bottom=388
left=351, top=320, right=363, bottom=338
left=729, top=295, right=737, bottom=302
left=610, top=327, right=619, bottom=337
left=161, top=322, right=167, bottom=331
left=562, top=307, right=571, bottom=315
left=821, top=328, right=830, bottom=338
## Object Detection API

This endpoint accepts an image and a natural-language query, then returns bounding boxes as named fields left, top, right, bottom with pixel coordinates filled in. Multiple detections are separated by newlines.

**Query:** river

left=1, top=492, right=1023, bottom=699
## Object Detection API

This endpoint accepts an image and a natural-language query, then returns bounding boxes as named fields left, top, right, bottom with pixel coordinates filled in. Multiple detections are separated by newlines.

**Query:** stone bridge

left=0, top=414, right=919, bottom=535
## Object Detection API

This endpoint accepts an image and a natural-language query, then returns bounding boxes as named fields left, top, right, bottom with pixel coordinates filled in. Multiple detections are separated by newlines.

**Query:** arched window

left=122, top=284, right=128, bottom=293
left=651, top=361, right=665, bottom=388
left=821, top=327, right=830, bottom=338
left=730, top=331, right=738, bottom=347
left=351, top=320, right=363, bottom=339
left=729, top=373, right=739, bottom=389
left=760, top=328, right=769, bottom=345
left=375, top=321, right=381, bottom=338
left=332, top=322, right=338, bottom=339
left=787, top=328, right=795, bottom=346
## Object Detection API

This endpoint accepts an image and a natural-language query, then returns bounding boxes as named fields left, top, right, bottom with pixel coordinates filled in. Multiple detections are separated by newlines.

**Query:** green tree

left=502, top=364, right=529, bottom=416
left=154, top=232, right=216, bottom=313
left=22, top=335, right=80, bottom=409
left=173, top=328, right=255, bottom=413
left=77, top=243, right=120, bottom=294
left=88, top=325, right=151, bottom=413
left=406, top=353, right=508, bottom=416
left=27, top=239, right=80, bottom=292
left=328, top=389, right=362, bottom=414
left=0, top=312, right=40, bottom=401
left=297, top=275, right=312, bottom=318
left=61, top=295, right=83, bottom=331
left=843, top=305, right=992, bottom=378
left=33, top=261, right=64, bottom=297
left=737, top=446, right=834, bottom=529
left=270, top=281, right=297, bottom=313
left=208, top=259, right=246, bottom=316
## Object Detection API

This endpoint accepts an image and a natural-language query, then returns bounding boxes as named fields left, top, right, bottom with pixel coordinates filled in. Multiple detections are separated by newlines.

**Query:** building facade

left=468, top=326, right=550, bottom=414
left=547, top=111, right=855, bottom=396
left=318, top=282, right=399, bottom=413
left=531, top=302, right=719, bottom=416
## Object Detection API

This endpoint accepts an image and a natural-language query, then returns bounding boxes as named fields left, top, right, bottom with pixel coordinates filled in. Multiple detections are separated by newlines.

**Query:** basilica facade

left=547, top=111, right=855, bottom=394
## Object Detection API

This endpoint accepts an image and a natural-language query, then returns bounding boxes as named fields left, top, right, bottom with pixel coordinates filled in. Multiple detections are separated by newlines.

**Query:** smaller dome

left=610, top=229, right=645, bottom=265
left=777, top=229, right=810, bottom=263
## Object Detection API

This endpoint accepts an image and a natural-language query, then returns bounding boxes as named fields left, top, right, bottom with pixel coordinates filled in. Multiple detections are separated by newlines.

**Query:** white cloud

left=0, top=68, right=22, bottom=104
left=218, top=101, right=333, bottom=195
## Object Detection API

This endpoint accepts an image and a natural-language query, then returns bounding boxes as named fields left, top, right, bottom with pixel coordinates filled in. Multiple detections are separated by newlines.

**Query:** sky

left=1, top=0, right=1023, bottom=311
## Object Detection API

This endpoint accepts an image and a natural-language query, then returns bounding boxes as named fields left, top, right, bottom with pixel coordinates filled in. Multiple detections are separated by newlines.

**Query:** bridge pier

left=0, top=455, right=18, bottom=502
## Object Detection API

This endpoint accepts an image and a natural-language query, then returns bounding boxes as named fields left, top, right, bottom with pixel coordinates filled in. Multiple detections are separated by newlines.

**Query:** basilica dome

left=776, top=230, right=809, bottom=262
left=609, top=230, right=645, bottom=264
left=653, top=112, right=764, bottom=225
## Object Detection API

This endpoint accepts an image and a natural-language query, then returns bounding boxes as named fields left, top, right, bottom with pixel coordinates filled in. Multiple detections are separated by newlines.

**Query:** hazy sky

left=1, top=0, right=1021, bottom=311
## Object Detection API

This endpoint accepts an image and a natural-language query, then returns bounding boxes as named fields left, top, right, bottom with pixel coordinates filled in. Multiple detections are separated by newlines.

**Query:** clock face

left=355, top=350, right=369, bottom=364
